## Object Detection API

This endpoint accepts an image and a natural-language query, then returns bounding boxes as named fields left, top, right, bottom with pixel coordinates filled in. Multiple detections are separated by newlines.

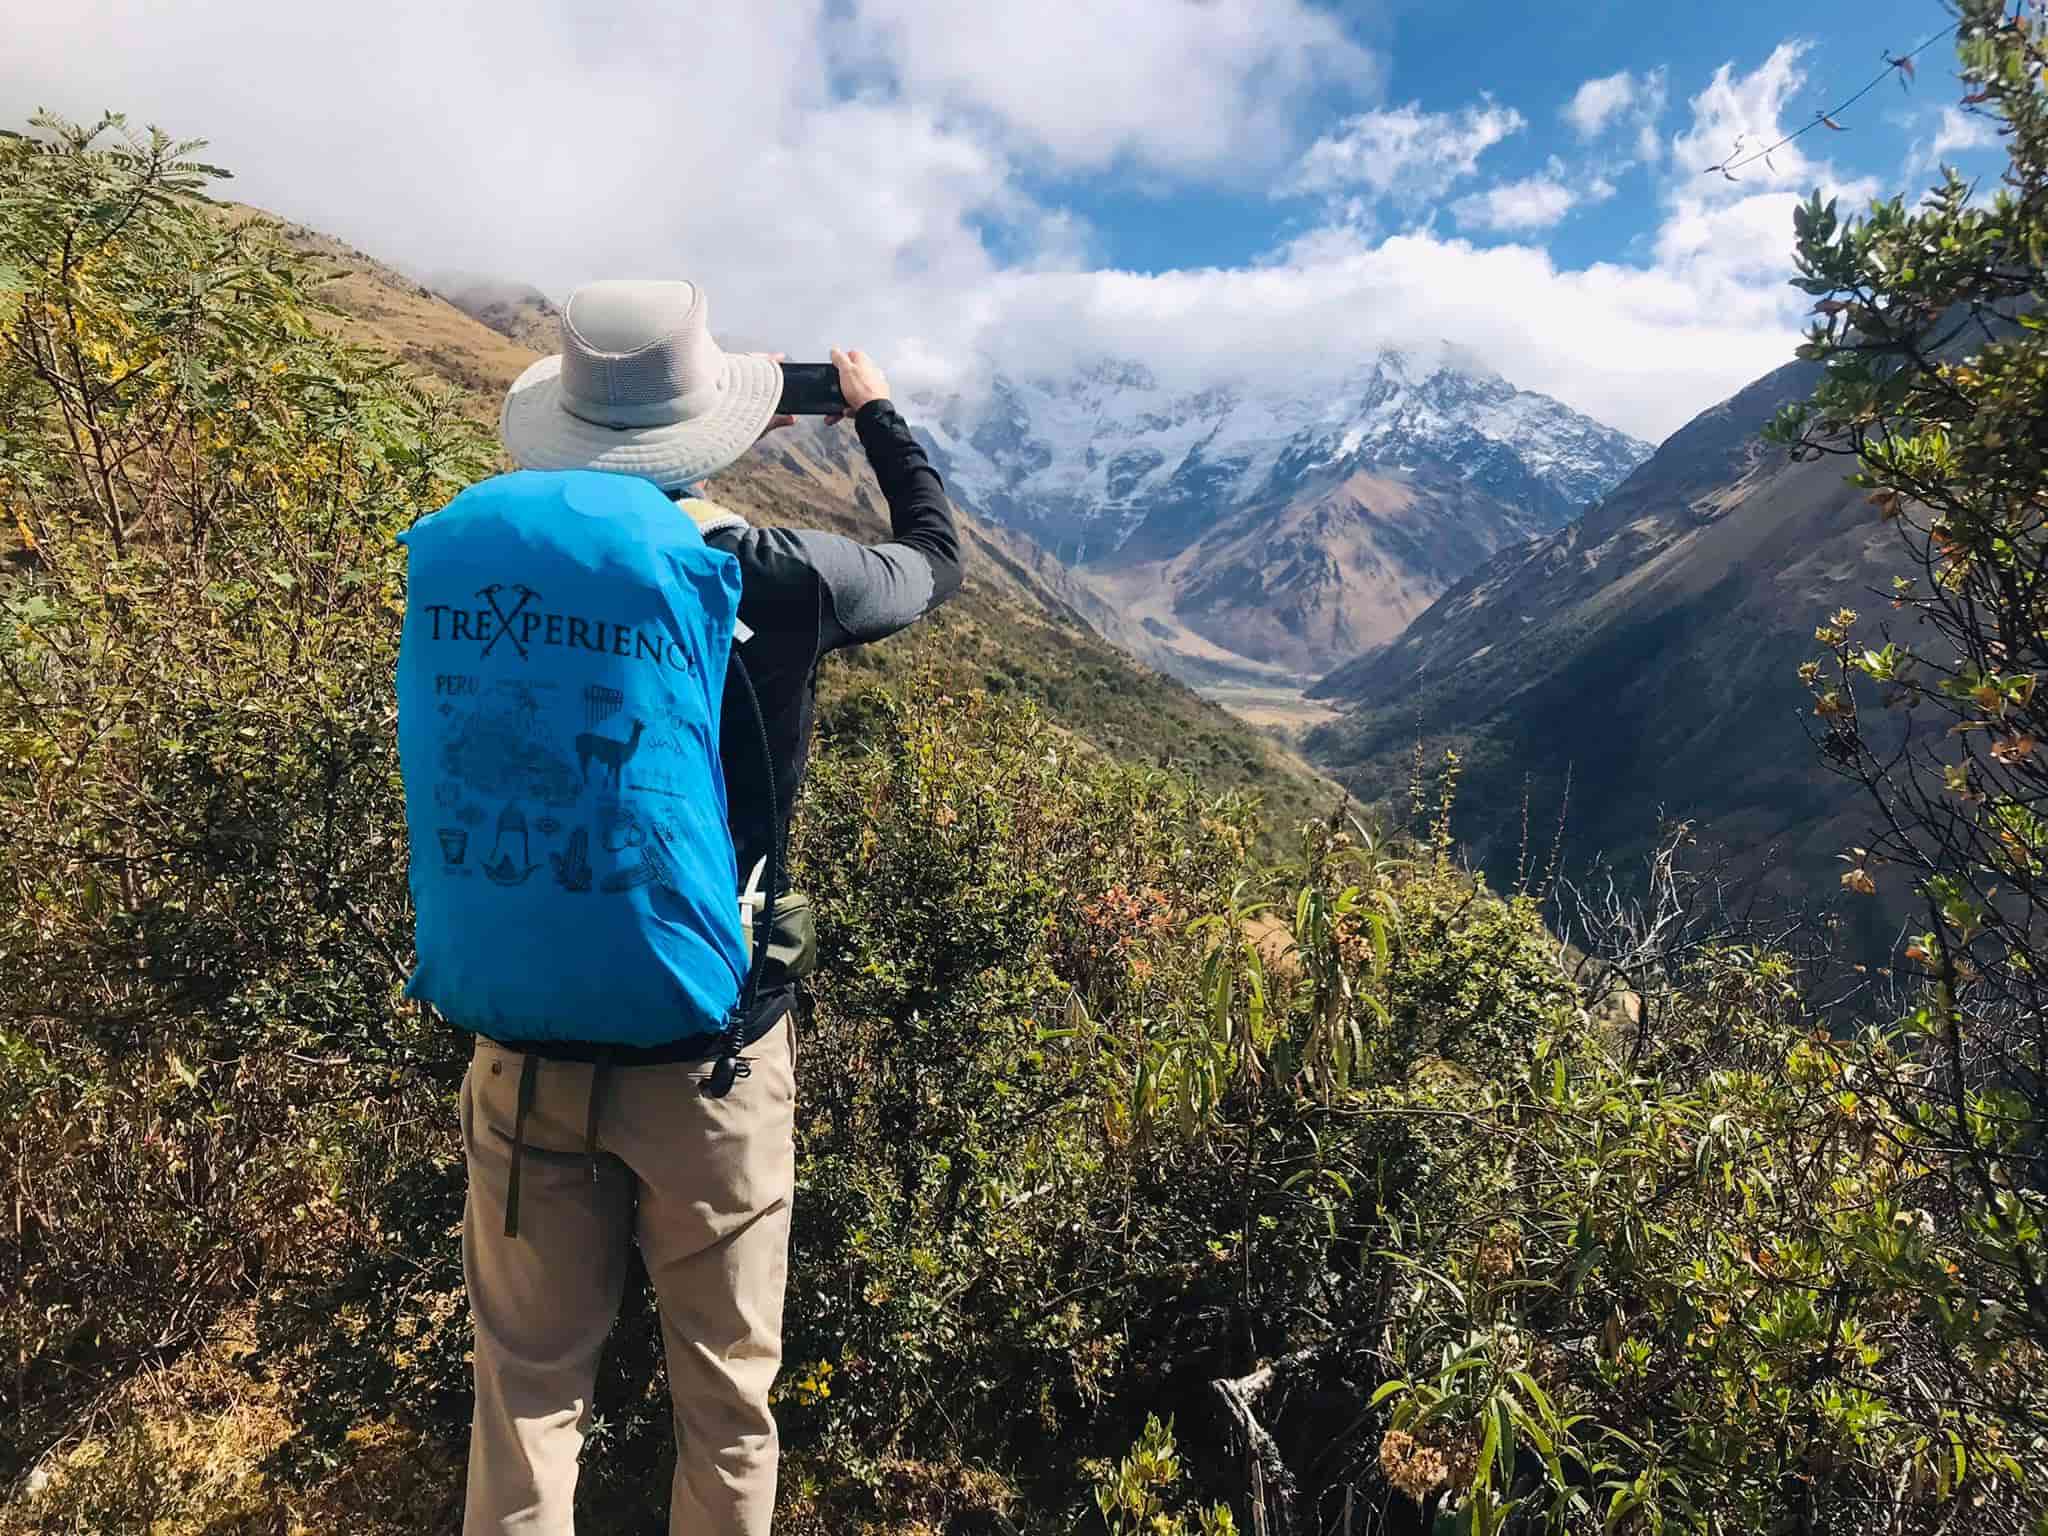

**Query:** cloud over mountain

left=6, top=2, right=1964, bottom=444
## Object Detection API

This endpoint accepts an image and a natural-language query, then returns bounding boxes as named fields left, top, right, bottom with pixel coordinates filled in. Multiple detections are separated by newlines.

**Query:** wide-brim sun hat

left=501, top=279, right=782, bottom=491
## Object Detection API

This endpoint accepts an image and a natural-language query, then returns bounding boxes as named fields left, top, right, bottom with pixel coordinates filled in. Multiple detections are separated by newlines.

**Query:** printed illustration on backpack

left=497, top=678, right=543, bottom=732
left=440, top=700, right=580, bottom=808
left=550, top=826, right=593, bottom=892
left=476, top=582, right=539, bottom=659
left=483, top=803, right=539, bottom=886
left=596, top=804, right=683, bottom=894
left=576, top=716, right=645, bottom=788
left=437, top=827, right=468, bottom=865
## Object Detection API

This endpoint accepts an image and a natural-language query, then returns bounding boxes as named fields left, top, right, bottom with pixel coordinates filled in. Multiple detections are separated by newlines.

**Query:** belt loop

left=505, top=1052, right=539, bottom=1239
left=585, top=1048, right=612, bottom=1185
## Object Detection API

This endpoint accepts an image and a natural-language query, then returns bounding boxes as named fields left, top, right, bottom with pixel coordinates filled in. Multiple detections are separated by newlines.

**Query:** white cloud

left=1451, top=173, right=1576, bottom=233
left=1565, top=67, right=1668, bottom=162
left=976, top=49, right=1874, bottom=442
left=0, top=0, right=1111, bottom=374
left=1931, top=106, right=1996, bottom=160
left=1286, top=100, right=1526, bottom=202
left=834, top=0, right=1377, bottom=176
left=4, top=4, right=1893, bottom=451
left=1566, top=72, right=1633, bottom=140
left=1907, top=104, right=1997, bottom=178
left=1670, top=43, right=1815, bottom=190
left=1656, top=44, right=1881, bottom=315
left=959, top=223, right=1797, bottom=443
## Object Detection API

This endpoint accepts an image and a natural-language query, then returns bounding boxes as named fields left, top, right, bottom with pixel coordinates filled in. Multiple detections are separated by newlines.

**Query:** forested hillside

left=4, top=47, right=2045, bottom=1536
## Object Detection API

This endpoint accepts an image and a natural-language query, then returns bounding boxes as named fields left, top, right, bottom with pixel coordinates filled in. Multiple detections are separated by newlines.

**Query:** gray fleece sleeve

left=813, top=398, right=964, bottom=648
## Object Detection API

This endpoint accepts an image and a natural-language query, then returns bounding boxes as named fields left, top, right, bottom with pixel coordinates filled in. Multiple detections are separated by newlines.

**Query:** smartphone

left=776, top=363, right=846, bottom=416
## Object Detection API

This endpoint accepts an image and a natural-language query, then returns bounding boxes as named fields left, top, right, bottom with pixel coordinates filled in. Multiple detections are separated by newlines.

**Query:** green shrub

left=6, top=105, right=2042, bottom=1536
left=1092, top=1415, right=1236, bottom=1536
left=0, top=113, right=491, bottom=1475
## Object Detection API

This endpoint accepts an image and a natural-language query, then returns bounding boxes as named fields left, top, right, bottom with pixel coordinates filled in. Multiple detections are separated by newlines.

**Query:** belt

left=485, top=884, right=814, bottom=1238
left=485, top=1031, right=721, bottom=1066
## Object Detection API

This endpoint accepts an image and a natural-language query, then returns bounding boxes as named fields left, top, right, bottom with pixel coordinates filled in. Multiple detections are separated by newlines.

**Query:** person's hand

left=754, top=353, right=795, bottom=442
left=826, top=347, right=889, bottom=424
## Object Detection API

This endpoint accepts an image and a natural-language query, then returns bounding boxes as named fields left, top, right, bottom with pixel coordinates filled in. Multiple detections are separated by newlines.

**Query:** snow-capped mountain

left=911, top=346, right=1653, bottom=682
left=914, top=345, right=1652, bottom=567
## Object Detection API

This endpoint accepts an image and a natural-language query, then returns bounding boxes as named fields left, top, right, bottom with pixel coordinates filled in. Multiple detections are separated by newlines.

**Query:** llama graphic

left=575, top=716, right=645, bottom=788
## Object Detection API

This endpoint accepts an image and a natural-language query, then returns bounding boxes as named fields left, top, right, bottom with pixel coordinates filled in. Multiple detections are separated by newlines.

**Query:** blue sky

left=1061, top=0, right=1976, bottom=277
left=8, top=0, right=2009, bottom=441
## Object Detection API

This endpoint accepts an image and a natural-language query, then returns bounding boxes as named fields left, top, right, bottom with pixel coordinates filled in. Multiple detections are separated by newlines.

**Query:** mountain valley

left=914, top=349, right=1652, bottom=681
left=1305, top=356, right=1905, bottom=927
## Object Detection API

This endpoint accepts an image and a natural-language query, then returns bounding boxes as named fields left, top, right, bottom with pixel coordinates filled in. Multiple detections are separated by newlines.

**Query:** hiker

left=436, top=281, right=960, bottom=1534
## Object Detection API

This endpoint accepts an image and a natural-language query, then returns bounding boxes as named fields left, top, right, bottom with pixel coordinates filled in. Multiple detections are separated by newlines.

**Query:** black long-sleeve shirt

left=698, top=398, right=962, bottom=1044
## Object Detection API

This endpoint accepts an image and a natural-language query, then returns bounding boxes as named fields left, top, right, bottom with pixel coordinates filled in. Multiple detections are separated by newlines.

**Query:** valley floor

left=1198, top=683, right=1343, bottom=736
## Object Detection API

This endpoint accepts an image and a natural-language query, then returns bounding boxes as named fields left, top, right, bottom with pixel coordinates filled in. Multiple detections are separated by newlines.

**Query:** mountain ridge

left=918, top=347, right=1651, bottom=563
left=1303, top=354, right=1902, bottom=928
left=915, top=348, right=1652, bottom=682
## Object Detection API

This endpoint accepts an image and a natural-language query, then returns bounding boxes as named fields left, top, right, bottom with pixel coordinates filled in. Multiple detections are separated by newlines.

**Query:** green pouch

left=762, top=892, right=818, bottom=983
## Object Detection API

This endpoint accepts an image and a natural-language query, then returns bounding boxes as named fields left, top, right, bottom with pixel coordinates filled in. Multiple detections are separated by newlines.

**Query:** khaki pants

left=459, top=1020, right=796, bottom=1535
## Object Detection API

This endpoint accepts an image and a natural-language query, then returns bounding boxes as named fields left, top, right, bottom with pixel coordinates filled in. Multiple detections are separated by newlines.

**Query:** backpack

left=395, top=470, right=773, bottom=1090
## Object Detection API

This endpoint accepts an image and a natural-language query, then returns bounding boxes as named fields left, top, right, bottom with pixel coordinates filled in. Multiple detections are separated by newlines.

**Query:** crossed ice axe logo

left=477, top=583, right=539, bottom=660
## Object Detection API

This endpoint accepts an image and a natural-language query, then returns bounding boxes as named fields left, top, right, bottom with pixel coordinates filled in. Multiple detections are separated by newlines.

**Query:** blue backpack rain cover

left=395, top=469, right=748, bottom=1045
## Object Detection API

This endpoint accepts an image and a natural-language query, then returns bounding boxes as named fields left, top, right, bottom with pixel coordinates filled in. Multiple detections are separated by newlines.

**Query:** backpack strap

left=675, top=495, right=748, bottom=540
left=677, top=494, right=781, bottom=1099
left=702, top=642, right=781, bottom=1100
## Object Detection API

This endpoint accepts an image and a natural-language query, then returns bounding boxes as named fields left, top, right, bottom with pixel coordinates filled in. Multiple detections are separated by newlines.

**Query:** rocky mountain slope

left=915, top=348, right=1651, bottom=680
left=1304, top=357, right=1903, bottom=925
left=430, top=274, right=562, bottom=353
left=235, top=210, right=1341, bottom=835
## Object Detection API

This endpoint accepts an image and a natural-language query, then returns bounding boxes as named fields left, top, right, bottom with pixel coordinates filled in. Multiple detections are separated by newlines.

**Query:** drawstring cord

left=504, top=1052, right=540, bottom=1239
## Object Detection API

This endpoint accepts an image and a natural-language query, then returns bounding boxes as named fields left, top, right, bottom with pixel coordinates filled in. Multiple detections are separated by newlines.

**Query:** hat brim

left=500, top=351, right=782, bottom=491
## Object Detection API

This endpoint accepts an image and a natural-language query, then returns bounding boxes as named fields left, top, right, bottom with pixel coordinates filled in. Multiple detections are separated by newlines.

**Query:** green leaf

left=1493, top=1397, right=1514, bottom=1491
left=1477, top=1407, right=1500, bottom=1498
left=1508, top=1370, right=1556, bottom=1425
